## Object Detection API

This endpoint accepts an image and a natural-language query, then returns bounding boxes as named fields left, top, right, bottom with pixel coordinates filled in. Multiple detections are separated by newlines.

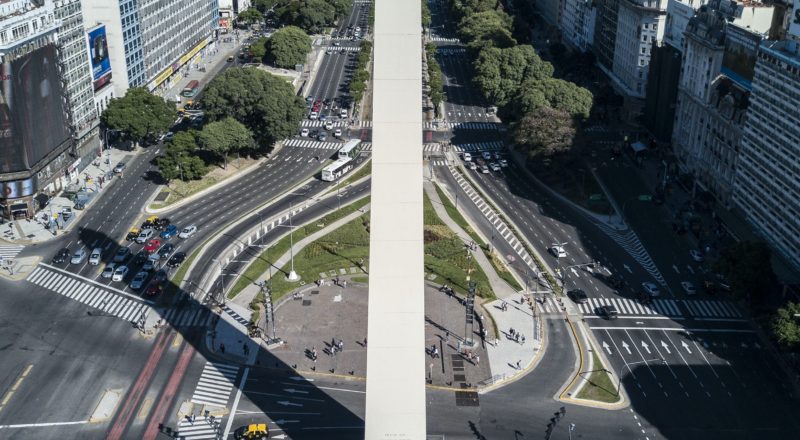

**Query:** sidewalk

left=423, top=179, right=520, bottom=299
left=0, top=147, right=132, bottom=245
left=481, top=296, right=543, bottom=390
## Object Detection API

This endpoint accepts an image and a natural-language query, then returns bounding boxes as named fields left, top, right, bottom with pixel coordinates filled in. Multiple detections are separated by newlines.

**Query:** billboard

left=721, top=25, right=760, bottom=90
left=87, top=25, right=112, bottom=90
left=0, top=45, right=72, bottom=175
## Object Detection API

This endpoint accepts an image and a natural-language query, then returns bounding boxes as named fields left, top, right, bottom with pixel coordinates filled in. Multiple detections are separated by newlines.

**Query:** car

left=130, top=271, right=149, bottom=290
left=160, top=224, right=178, bottom=240
left=112, top=265, right=129, bottom=282
left=163, top=132, right=174, bottom=141
left=340, top=108, right=348, bottom=118
left=549, top=244, right=567, bottom=258
left=567, top=289, right=588, bottom=304
left=333, top=41, right=341, bottom=47
left=334, top=128, right=342, bottom=138
left=689, top=249, right=704, bottom=262
left=300, top=128, right=310, bottom=137
left=326, top=48, right=333, bottom=54
left=480, top=165, right=490, bottom=174
left=641, top=282, right=661, bottom=297
left=462, top=152, right=472, bottom=162
left=52, top=248, right=71, bottom=264
left=133, top=251, right=148, bottom=266
left=318, top=132, right=328, bottom=141
left=142, top=258, right=157, bottom=271
left=113, top=162, right=126, bottom=173
left=88, top=248, right=103, bottom=265
left=467, top=161, right=477, bottom=170
left=179, top=225, right=197, bottom=239
left=158, top=243, right=175, bottom=259
left=681, top=281, right=697, bottom=295
left=324, top=121, right=334, bottom=131
left=101, top=262, right=118, bottom=279
left=493, top=151, right=502, bottom=160
left=126, top=227, right=140, bottom=241
left=144, top=238, right=162, bottom=254
left=489, top=162, right=501, bottom=172
left=498, top=159, right=508, bottom=167
left=145, top=282, right=164, bottom=297
left=234, top=423, right=269, bottom=440
left=154, top=218, right=171, bottom=231
left=136, top=228, right=155, bottom=243
left=113, top=247, right=131, bottom=263
left=309, top=111, right=319, bottom=120
left=168, top=252, right=187, bottom=268
left=227, top=55, right=234, bottom=62
left=597, top=304, right=619, bottom=320
left=154, top=268, right=169, bottom=283
left=481, top=151, right=492, bottom=160
left=70, top=248, right=88, bottom=265
left=319, top=113, right=328, bottom=121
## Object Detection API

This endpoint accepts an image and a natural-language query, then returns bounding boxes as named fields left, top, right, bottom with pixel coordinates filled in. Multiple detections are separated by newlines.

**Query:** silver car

left=70, top=248, right=87, bottom=265
left=130, top=271, right=148, bottom=290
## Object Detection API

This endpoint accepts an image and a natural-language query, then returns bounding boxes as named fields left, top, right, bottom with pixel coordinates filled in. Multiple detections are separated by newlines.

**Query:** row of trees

left=349, top=40, right=372, bottom=105
left=241, top=0, right=353, bottom=34
left=250, top=25, right=312, bottom=68
left=424, top=43, right=444, bottom=117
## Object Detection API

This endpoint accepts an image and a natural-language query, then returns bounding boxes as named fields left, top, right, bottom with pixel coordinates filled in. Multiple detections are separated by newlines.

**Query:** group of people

left=508, top=327, right=526, bottom=344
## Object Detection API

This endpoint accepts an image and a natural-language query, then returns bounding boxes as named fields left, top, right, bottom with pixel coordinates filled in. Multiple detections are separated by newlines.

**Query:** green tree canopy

left=457, top=10, right=515, bottom=49
left=472, top=45, right=551, bottom=107
left=266, top=25, right=312, bottom=68
left=254, top=0, right=281, bottom=13
left=452, top=0, right=498, bottom=17
left=515, top=78, right=593, bottom=119
left=327, top=0, right=353, bottom=17
left=422, top=0, right=432, bottom=28
left=278, top=0, right=336, bottom=33
left=513, top=107, right=577, bottom=156
left=156, top=131, right=207, bottom=182
left=238, top=8, right=264, bottom=24
left=197, top=117, right=255, bottom=168
left=250, top=37, right=268, bottom=61
left=713, top=241, right=775, bottom=302
left=101, top=88, right=175, bottom=141
left=771, top=302, right=800, bottom=349
left=201, top=68, right=305, bottom=149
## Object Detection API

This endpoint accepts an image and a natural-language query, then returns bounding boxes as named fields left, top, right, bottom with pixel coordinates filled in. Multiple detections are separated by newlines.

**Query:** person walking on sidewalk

left=220, top=343, right=225, bottom=354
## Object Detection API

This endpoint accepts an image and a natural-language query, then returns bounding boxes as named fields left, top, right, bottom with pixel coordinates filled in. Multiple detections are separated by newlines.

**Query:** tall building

left=81, top=0, right=219, bottom=97
left=733, top=37, right=800, bottom=270
left=218, top=0, right=251, bottom=31
left=0, top=0, right=76, bottom=219
left=534, top=0, right=565, bottom=30
left=561, top=0, right=597, bottom=52
left=594, top=0, right=620, bottom=70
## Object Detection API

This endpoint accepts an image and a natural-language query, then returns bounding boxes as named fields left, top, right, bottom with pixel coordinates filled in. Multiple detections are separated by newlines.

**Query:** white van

left=136, top=228, right=155, bottom=244
left=309, top=111, right=319, bottom=120
left=88, top=248, right=103, bottom=265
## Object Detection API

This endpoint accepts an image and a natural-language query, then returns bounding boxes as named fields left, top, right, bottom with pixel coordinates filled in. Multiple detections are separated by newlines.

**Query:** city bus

left=321, top=157, right=354, bottom=181
left=181, top=80, right=200, bottom=98
left=337, top=139, right=362, bottom=160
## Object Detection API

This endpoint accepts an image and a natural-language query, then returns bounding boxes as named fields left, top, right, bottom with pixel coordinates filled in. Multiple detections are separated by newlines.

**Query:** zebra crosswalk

left=323, top=45, right=362, bottom=52
left=430, top=36, right=461, bottom=44
left=0, top=244, right=23, bottom=260
left=283, top=139, right=372, bottom=152
left=176, top=416, right=222, bottom=440
left=190, top=362, right=240, bottom=408
left=26, top=265, right=151, bottom=323
left=160, top=307, right=213, bottom=328
left=682, top=299, right=742, bottom=319
left=424, top=121, right=501, bottom=130
left=452, top=141, right=504, bottom=153
left=579, top=297, right=681, bottom=317
left=300, top=120, right=348, bottom=128
left=594, top=221, right=667, bottom=287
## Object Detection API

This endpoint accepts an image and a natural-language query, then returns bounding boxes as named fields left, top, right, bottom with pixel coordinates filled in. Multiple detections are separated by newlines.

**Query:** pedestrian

left=331, top=337, right=336, bottom=348
left=515, top=333, right=520, bottom=343
left=509, top=327, right=515, bottom=336
left=475, top=355, right=480, bottom=365
left=445, top=331, right=449, bottom=343
left=516, top=360, right=521, bottom=370
left=343, top=280, right=347, bottom=289
left=219, top=343, right=225, bottom=354
left=363, top=338, right=367, bottom=347
left=338, top=340, right=344, bottom=351
left=521, top=334, right=526, bottom=344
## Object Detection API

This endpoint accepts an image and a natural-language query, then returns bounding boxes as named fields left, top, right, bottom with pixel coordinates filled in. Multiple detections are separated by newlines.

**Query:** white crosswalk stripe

left=0, top=244, right=24, bottom=260
left=536, top=297, right=563, bottom=314
left=594, top=221, right=667, bottom=287
left=176, top=416, right=223, bottom=440
left=300, top=120, right=349, bottom=128
left=323, top=45, right=362, bottom=52
left=575, top=297, right=741, bottom=319
left=424, top=143, right=441, bottom=152
left=26, top=266, right=151, bottom=323
left=160, top=307, right=214, bottom=328
left=190, top=362, right=240, bottom=408
left=430, top=160, right=448, bottom=166
left=452, top=141, right=504, bottom=153
left=282, top=139, right=373, bottom=153
left=424, top=121, right=501, bottom=130
left=430, top=36, right=461, bottom=44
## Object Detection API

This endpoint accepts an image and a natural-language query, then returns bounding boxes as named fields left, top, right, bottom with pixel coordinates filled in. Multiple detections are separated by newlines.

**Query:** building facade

left=594, top=0, right=620, bottom=69
left=81, top=0, right=219, bottom=96
left=561, top=0, right=597, bottom=51
left=218, top=0, right=251, bottom=30
left=733, top=38, right=800, bottom=270
left=611, top=0, right=668, bottom=100
left=535, top=0, right=565, bottom=29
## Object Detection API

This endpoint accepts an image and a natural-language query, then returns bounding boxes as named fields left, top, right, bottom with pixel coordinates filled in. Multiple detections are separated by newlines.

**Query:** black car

left=52, top=248, right=71, bottom=264
left=158, top=243, right=175, bottom=259
left=597, top=304, right=619, bottom=320
left=567, top=289, right=588, bottom=304
left=154, top=218, right=170, bottom=231
left=602, top=273, right=624, bottom=289
left=133, top=251, right=148, bottom=266
left=167, top=251, right=187, bottom=268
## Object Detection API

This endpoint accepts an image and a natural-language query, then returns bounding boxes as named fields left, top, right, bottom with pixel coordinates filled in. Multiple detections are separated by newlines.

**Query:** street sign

left=589, top=194, right=603, bottom=201
left=638, top=195, right=653, bottom=201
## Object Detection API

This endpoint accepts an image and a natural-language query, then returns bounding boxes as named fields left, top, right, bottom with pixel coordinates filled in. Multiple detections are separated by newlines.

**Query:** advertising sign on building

left=721, top=25, right=760, bottom=90
left=791, top=0, right=800, bottom=38
left=87, top=25, right=112, bottom=90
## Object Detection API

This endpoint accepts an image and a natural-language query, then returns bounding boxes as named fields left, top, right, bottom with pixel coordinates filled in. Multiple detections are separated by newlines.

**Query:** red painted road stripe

left=106, top=330, right=171, bottom=440
left=142, top=342, right=195, bottom=440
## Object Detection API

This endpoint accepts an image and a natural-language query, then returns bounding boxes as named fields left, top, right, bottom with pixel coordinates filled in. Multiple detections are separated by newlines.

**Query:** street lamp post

left=285, top=199, right=299, bottom=281
left=211, top=258, right=226, bottom=306
left=569, top=423, right=576, bottom=440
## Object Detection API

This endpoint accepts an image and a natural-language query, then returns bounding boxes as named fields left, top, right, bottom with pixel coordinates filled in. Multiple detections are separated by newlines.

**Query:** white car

left=130, top=271, right=149, bottom=290
left=178, top=225, right=197, bottom=239
left=309, top=111, right=319, bottom=120
left=480, top=165, right=490, bottom=174
left=489, top=162, right=501, bottom=172
left=334, top=128, right=342, bottom=138
left=641, top=282, right=661, bottom=297
left=88, top=248, right=103, bottom=265
left=549, top=244, right=567, bottom=258
left=70, top=248, right=87, bottom=265
left=482, top=151, right=492, bottom=160
left=136, top=228, right=155, bottom=244
left=498, top=159, right=508, bottom=167
left=681, top=281, right=697, bottom=295
left=112, top=265, right=129, bottom=282
left=340, top=109, right=348, bottom=118
left=467, top=161, right=477, bottom=170
left=324, top=121, right=334, bottom=131
left=101, top=262, right=118, bottom=279
left=689, top=249, right=704, bottom=262
left=462, top=153, right=472, bottom=162
left=300, top=128, right=309, bottom=137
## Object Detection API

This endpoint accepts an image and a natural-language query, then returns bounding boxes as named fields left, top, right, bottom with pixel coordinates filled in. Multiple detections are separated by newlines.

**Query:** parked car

left=113, top=162, right=126, bottom=173
left=52, top=248, right=71, bottom=264
left=300, top=128, right=310, bottom=137
left=641, top=282, right=661, bottom=297
left=113, top=247, right=131, bottom=263
left=178, top=225, right=197, bottom=239
left=160, top=224, right=178, bottom=240
left=144, top=238, right=162, bottom=254
left=88, top=248, right=103, bottom=266
left=130, top=271, right=148, bottom=290
left=168, top=252, right=187, bottom=268
left=70, top=248, right=88, bottom=265
left=101, top=263, right=118, bottom=279
left=112, top=265, right=129, bottom=282
left=689, top=249, right=704, bottom=262
left=126, top=227, right=141, bottom=241
left=681, top=281, right=697, bottom=295
left=136, top=228, right=155, bottom=244
left=158, top=243, right=175, bottom=259
left=568, top=289, right=588, bottom=304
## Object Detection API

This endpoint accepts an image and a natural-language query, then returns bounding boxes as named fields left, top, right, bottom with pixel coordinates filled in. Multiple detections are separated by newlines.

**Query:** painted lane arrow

left=283, top=388, right=309, bottom=395
left=681, top=341, right=692, bottom=354
left=621, top=341, right=632, bottom=355
left=277, top=401, right=303, bottom=407
left=602, top=341, right=612, bottom=355
left=290, top=376, right=314, bottom=382
left=274, top=419, right=300, bottom=424
left=623, top=264, right=633, bottom=273
left=641, top=341, right=651, bottom=354
left=272, top=435, right=287, bottom=439
left=660, top=340, right=671, bottom=354
left=672, top=264, right=680, bottom=274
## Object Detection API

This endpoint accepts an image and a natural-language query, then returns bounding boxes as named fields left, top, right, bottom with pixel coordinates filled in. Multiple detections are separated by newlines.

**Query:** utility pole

left=464, top=242, right=476, bottom=347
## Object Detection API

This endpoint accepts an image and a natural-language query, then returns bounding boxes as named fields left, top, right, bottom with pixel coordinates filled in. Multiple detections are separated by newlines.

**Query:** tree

left=254, top=0, right=281, bottom=13
left=101, top=88, right=175, bottom=142
left=472, top=45, right=552, bottom=107
left=156, top=131, right=207, bottom=182
left=201, top=68, right=305, bottom=149
left=422, top=0, right=432, bottom=28
left=266, top=26, right=312, bottom=68
left=238, top=8, right=264, bottom=24
left=451, top=0, right=498, bottom=18
left=327, top=0, right=353, bottom=17
left=250, top=37, right=268, bottom=61
left=518, top=78, right=593, bottom=119
left=278, top=0, right=336, bottom=33
left=513, top=107, right=577, bottom=156
left=771, top=302, right=800, bottom=349
left=197, top=117, right=255, bottom=168
left=713, top=241, right=775, bottom=302
left=457, top=10, right=515, bottom=49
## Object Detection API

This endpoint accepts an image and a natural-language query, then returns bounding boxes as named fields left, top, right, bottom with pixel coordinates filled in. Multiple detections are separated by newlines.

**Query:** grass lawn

left=433, top=183, right=523, bottom=291
left=576, top=351, right=620, bottom=403
left=227, top=196, right=371, bottom=299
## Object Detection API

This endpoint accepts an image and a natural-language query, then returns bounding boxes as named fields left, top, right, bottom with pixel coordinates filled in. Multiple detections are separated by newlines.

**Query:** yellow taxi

left=234, top=423, right=268, bottom=440
left=126, top=227, right=140, bottom=241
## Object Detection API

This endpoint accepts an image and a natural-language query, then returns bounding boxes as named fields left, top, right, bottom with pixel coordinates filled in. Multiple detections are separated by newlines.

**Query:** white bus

left=338, top=139, right=362, bottom=160
left=321, top=157, right=354, bottom=181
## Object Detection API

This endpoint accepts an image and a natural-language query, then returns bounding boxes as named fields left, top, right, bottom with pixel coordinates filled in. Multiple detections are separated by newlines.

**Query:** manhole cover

left=302, top=300, right=311, bottom=306
left=455, top=390, right=479, bottom=407
left=154, top=191, right=170, bottom=202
